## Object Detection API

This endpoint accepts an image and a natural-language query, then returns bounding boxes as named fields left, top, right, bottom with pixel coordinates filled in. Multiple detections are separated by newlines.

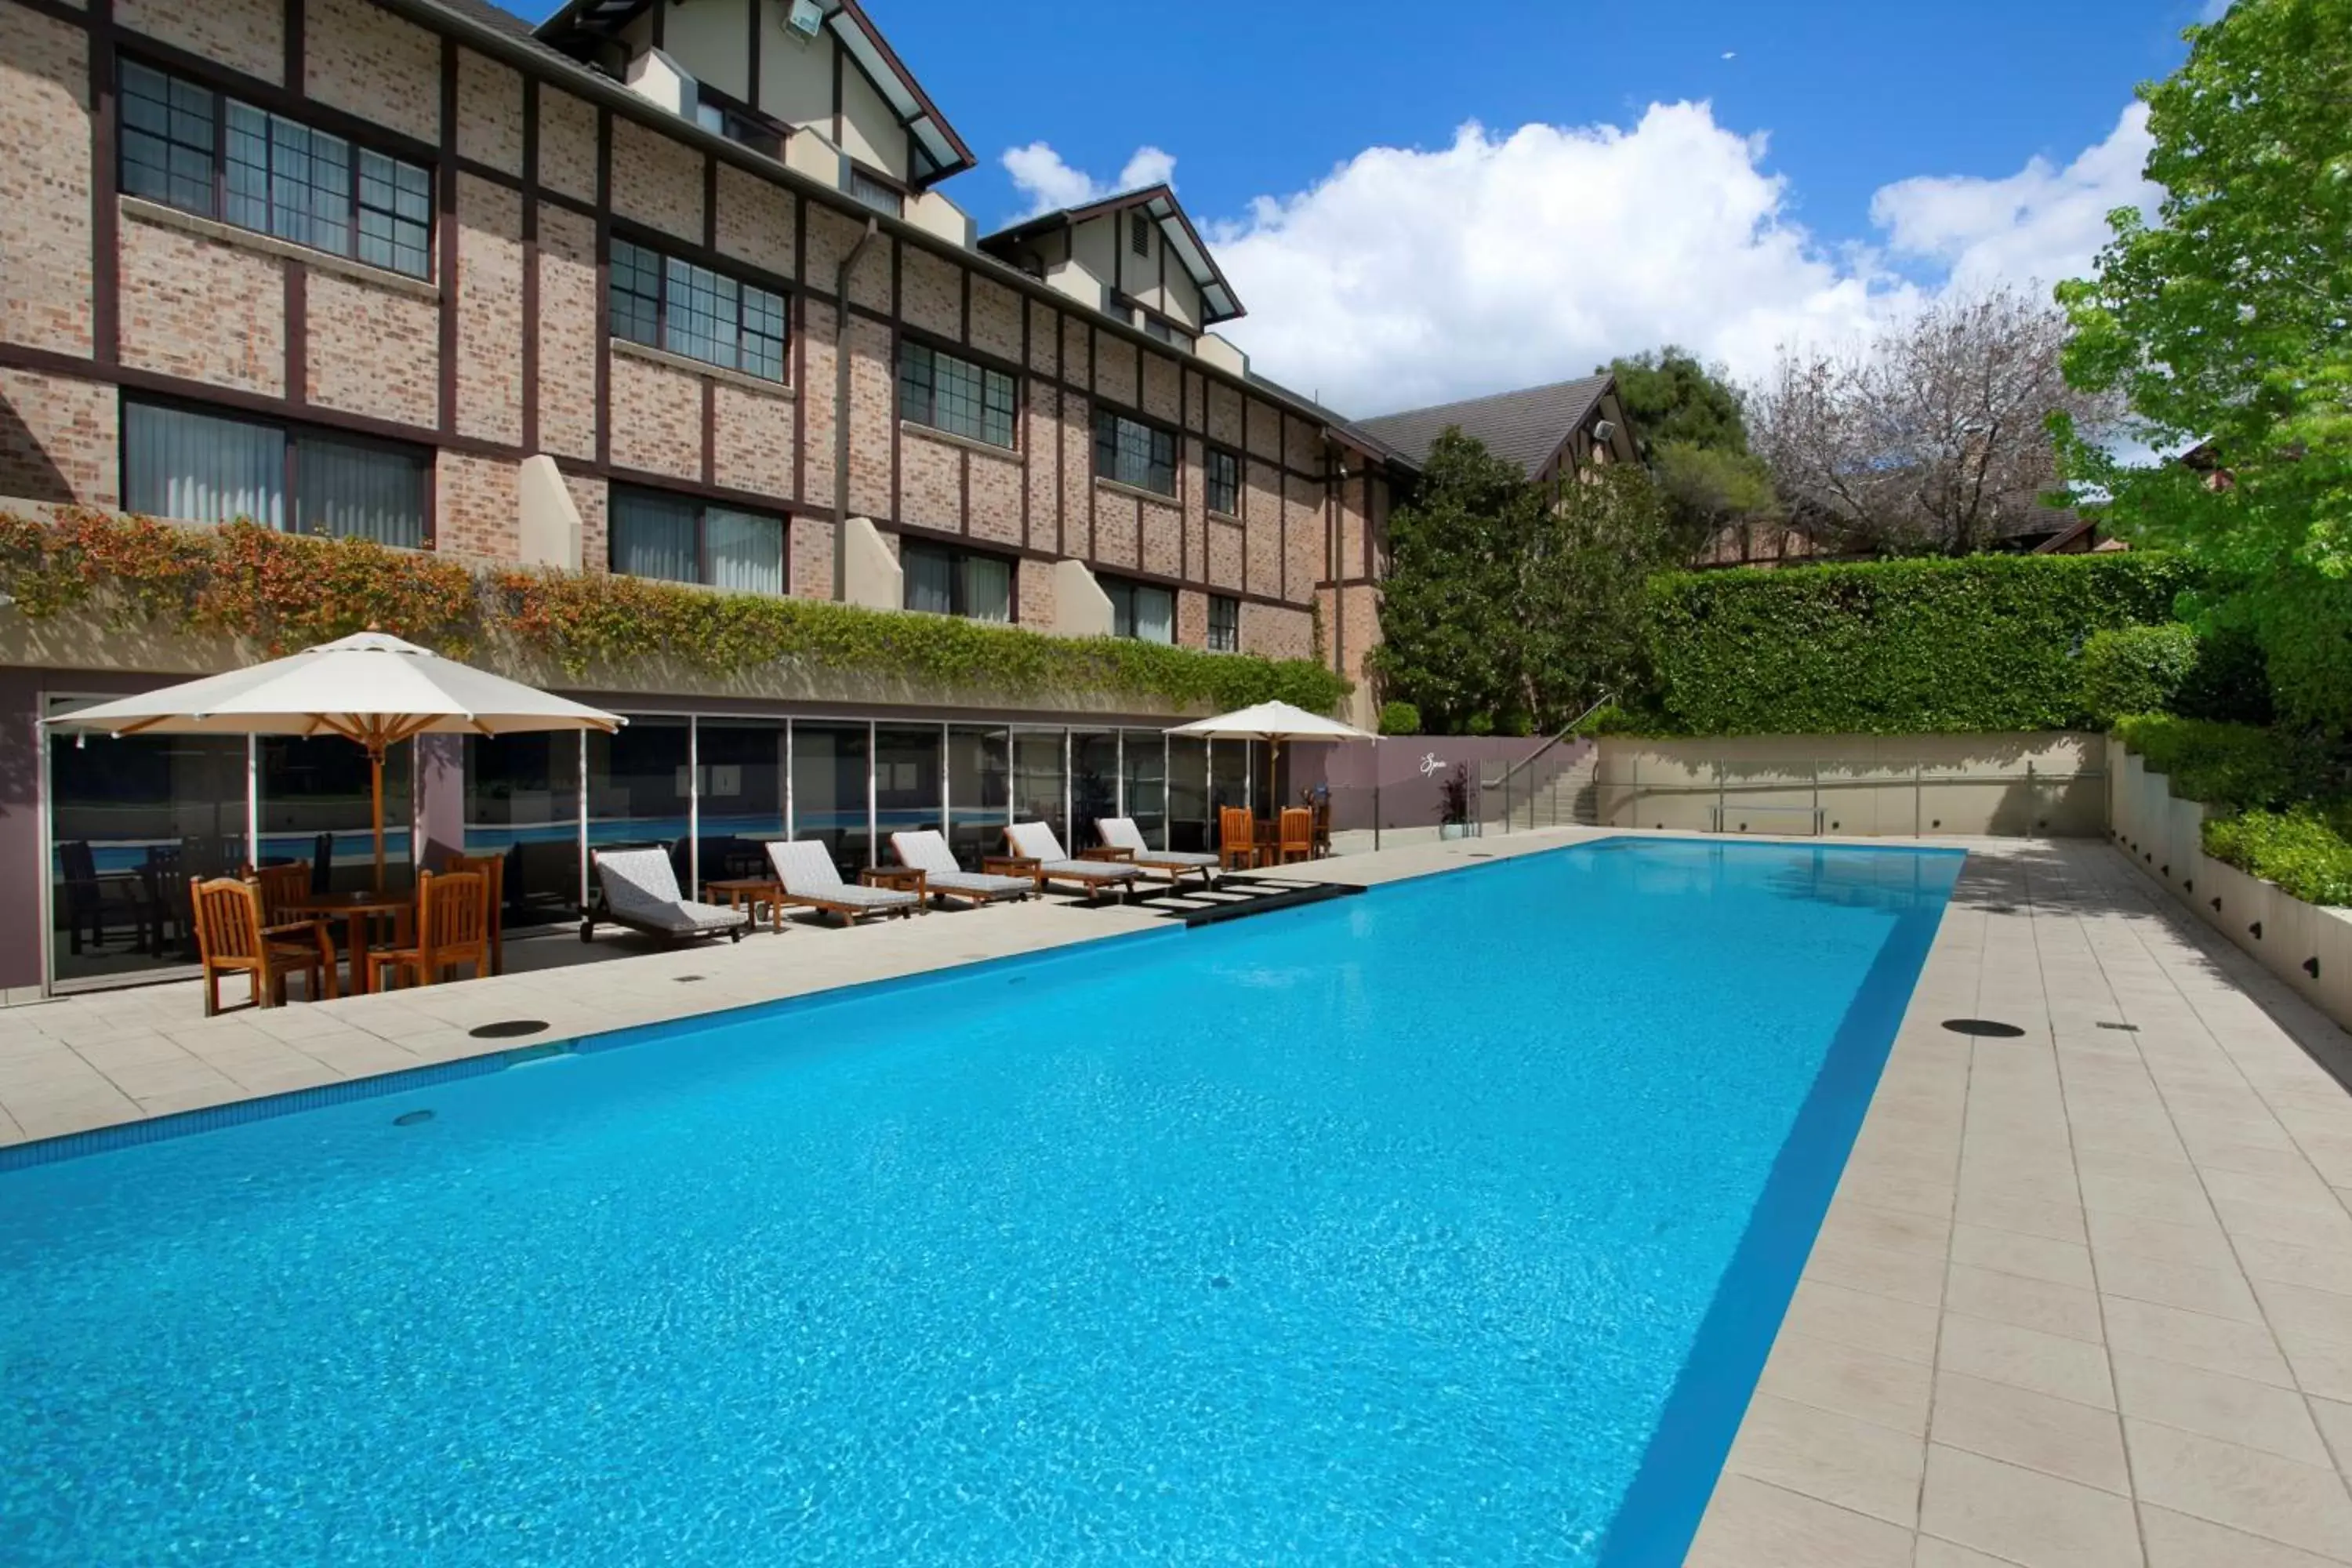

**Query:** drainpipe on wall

left=832, top=216, right=881, bottom=602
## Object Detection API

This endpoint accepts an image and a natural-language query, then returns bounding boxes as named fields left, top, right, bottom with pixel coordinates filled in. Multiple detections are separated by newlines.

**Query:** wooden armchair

left=190, top=876, right=337, bottom=1017
left=245, top=862, right=312, bottom=927
left=1277, top=808, right=1313, bottom=865
left=445, top=851, right=506, bottom=975
left=367, top=870, right=489, bottom=991
left=1218, top=807, right=1259, bottom=872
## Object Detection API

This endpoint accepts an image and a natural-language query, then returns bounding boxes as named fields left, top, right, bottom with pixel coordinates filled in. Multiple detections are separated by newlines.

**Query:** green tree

left=1602, top=347, right=1777, bottom=554
left=2052, top=0, right=2352, bottom=730
left=1368, top=432, right=1677, bottom=732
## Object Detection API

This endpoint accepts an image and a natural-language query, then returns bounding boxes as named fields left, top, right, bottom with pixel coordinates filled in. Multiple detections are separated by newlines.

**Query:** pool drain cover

left=467, top=1018, right=549, bottom=1040
left=394, top=1109, right=435, bottom=1127
left=1210, top=1275, right=1232, bottom=1290
left=1943, top=1018, right=2027, bottom=1038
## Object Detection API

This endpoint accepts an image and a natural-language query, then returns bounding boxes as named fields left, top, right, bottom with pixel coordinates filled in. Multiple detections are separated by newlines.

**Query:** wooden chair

left=1277, top=807, right=1314, bottom=864
left=190, top=876, right=337, bottom=1017
left=1218, top=806, right=1259, bottom=871
left=244, top=862, right=312, bottom=927
left=1308, top=797, right=1333, bottom=858
left=445, top=851, right=506, bottom=975
left=367, top=870, right=490, bottom=990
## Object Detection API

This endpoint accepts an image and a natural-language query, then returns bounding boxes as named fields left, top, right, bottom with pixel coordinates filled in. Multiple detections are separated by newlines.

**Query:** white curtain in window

left=706, top=508, right=782, bottom=595
left=123, top=402, right=285, bottom=528
left=611, top=492, right=699, bottom=583
left=903, top=547, right=954, bottom=615
left=1136, top=586, right=1174, bottom=644
left=297, top=437, right=425, bottom=547
left=966, top=556, right=1013, bottom=622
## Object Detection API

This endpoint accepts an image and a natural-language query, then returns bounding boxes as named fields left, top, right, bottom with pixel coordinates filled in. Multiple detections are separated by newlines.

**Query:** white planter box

left=2115, top=739, right=2352, bottom=1034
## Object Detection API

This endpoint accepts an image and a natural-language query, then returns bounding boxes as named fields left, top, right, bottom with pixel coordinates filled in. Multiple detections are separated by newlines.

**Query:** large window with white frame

left=898, top=342, right=1017, bottom=450
left=1093, top=407, right=1177, bottom=497
left=608, top=238, right=789, bottom=382
left=122, top=399, right=429, bottom=547
left=608, top=487, right=786, bottom=595
left=118, top=60, right=434, bottom=278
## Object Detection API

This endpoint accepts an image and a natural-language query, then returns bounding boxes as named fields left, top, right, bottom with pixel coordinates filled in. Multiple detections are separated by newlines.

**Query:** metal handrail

left=1479, top=691, right=1614, bottom=796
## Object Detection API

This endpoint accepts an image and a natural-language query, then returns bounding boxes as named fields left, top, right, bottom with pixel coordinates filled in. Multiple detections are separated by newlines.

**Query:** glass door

left=874, top=725, right=946, bottom=869
left=694, top=719, right=788, bottom=883
left=790, top=721, right=872, bottom=877
left=946, top=725, right=1009, bottom=869
left=1120, top=730, right=1167, bottom=849
left=258, top=735, right=412, bottom=895
left=463, top=732, right=582, bottom=927
left=1011, top=730, right=1066, bottom=848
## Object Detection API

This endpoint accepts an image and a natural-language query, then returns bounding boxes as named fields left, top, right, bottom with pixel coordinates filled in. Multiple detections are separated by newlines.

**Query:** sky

left=506, top=0, right=2222, bottom=415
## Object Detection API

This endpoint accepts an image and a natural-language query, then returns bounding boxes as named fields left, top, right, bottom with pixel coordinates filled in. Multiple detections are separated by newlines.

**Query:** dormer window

left=848, top=164, right=905, bottom=218
left=693, top=89, right=782, bottom=160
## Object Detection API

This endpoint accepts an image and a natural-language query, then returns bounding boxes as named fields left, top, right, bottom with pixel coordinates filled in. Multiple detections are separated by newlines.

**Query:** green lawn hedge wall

left=1640, top=554, right=2198, bottom=735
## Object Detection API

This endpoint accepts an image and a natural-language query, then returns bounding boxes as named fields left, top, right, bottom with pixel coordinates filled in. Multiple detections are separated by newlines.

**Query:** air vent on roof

left=784, top=0, right=824, bottom=39
left=1131, top=210, right=1151, bottom=257
left=1593, top=419, right=1619, bottom=444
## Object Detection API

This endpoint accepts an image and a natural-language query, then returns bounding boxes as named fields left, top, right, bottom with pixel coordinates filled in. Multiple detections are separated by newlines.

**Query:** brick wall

left=0, top=369, right=117, bottom=507
left=455, top=176, right=525, bottom=447
left=535, top=205, right=600, bottom=461
left=1242, top=601, right=1313, bottom=662
left=2, top=5, right=93, bottom=358
left=455, top=48, right=524, bottom=177
left=305, top=0, right=440, bottom=147
left=118, top=216, right=284, bottom=396
left=118, top=0, right=282, bottom=84
left=437, top=451, right=519, bottom=561
left=307, top=272, right=438, bottom=427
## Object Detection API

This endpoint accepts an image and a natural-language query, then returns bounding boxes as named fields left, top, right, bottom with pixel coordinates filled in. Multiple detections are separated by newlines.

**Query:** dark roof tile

left=1353, top=375, right=1615, bottom=477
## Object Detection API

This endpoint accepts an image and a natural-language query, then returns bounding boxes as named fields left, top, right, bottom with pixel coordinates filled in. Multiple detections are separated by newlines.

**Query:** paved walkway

left=5, top=833, right=2350, bottom=1566
left=1692, top=840, right=2352, bottom=1568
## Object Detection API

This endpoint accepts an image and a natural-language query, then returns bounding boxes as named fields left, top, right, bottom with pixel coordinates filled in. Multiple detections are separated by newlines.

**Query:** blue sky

left=506, top=0, right=2209, bottom=411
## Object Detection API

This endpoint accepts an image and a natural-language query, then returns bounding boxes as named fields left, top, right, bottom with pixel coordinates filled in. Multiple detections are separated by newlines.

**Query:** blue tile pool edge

left=1595, top=875, right=1957, bottom=1566
left=0, top=923, right=1187, bottom=1174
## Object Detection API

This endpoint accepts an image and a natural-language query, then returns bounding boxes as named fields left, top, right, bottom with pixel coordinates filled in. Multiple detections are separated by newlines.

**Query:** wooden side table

left=983, top=854, right=1044, bottom=890
left=704, top=877, right=784, bottom=933
left=858, top=866, right=927, bottom=914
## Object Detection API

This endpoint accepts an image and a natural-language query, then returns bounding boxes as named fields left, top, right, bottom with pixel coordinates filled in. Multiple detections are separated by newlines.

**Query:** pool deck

left=5, top=832, right=2351, bottom=1565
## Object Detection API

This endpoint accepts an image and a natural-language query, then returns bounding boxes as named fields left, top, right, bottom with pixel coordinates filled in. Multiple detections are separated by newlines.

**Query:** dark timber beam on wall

left=521, top=76, right=539, bottom=450
left=702, top=151, right=718, bottom=486
left=593, top=106, right=612, bottom=466
left=282, top=1, right=308, bottom=400
left=436, top=34, right=459, bottom=437
left=89, top=0, right=118, bottom=365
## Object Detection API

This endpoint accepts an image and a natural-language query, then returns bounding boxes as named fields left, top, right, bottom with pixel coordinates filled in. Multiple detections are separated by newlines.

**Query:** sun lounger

left=1002, top=822, right=1142, bottom=902
left=583, top=847, right=751, bottom=944
left=1095, top=817, right=1221, bottom=888
left=766, top=840, right=923, bottom=926
left=888, top=830, right=1038, bottom=907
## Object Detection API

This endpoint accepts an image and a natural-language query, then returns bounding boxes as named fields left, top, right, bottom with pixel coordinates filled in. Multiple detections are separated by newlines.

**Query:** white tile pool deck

left=5, top=832, right=2350, bottom=1566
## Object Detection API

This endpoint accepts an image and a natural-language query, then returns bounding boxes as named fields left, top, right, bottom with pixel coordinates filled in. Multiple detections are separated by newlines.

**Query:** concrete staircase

left=1485, top=746, right=1602, bottom=833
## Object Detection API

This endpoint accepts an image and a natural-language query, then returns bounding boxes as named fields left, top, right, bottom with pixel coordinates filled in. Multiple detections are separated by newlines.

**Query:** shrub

left=1378, top=700, right=1422, bottom=735
left=2081, top=623, right=2200, bottom=726
left=1641, top=552, right=2198, bottom=735
left=2109, top=715, right=2329, bottom=812
left=2204, top=805, right=2352, bottom=906
left=2170, top=622, right=2274, bottom=725
left=0, top=509, right=1352, bottom=713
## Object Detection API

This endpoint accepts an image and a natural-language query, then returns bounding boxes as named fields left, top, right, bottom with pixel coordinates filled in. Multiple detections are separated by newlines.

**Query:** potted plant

left=1438, top=762, right=1473, bottom=840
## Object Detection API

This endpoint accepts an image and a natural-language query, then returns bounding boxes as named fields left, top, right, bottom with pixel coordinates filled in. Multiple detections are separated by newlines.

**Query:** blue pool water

left=0, top=839, right=1958, bottom=1566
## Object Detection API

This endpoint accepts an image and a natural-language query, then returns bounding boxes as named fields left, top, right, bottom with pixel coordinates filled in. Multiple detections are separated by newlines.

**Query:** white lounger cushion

left=889, top=831, right=1035, bottom=899
left=1098, top=818, right=1220, bottom=869
left=1005, top=822, right=1140, bottom=884
left=768, top=840, right=918, bottom=909
left=593, top=848, right=747, bottom=934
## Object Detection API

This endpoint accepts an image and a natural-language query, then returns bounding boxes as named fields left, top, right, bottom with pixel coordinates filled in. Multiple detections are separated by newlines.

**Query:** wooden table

left=858, top=866, right=928, bottom=913
left=704, top=877, right=785, bottom=933
left=285, top=891, right=412, bottom=996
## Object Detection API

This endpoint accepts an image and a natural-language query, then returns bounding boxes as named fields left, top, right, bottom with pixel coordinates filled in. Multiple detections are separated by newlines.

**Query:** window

left=695, top=92, right=782, bottom=158
left=901, top=542, right=1013, bottom=622
left=608, top=238, right=787, bottom=381
left=122, top=399, right=428, bottom=546
left=899, top=343, right=1016, bottom=449
left=848, top=165, right=905, bottom=218
left=1205, top=447, right=1240, bottom=516
left=609, top=487, right=785, bottom=594
left=1207, top=594, right=1240, bottom=652
left=1130, top=209, right=1151, bottom=256
left=120, top=60, right=434, bottom=279
left=1103, top=578, right=1174, bottom=644
left=1092, top=407, right=1176, bottom=497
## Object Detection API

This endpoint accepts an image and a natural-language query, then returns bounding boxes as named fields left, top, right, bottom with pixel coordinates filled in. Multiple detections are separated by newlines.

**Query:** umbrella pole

left=370, top=740, right=387, bottom=893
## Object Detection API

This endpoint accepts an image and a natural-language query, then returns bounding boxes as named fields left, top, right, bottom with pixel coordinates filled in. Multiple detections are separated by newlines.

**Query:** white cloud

left=1001, top=143, right=1178, bottom=218
left=1187, top=100, right=2156, bottom=415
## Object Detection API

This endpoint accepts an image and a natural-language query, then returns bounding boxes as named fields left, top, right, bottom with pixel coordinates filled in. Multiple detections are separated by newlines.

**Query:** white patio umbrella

left=43, top=630, right=622, bottom=888
left=1167, top=700, right=1375, bottom=816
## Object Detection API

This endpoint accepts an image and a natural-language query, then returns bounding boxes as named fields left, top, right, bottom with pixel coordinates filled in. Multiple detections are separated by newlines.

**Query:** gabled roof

left=1353, top=375, right=1619, bottom=477
left=979, top=185, right=1244, bottom=325
left=532, top=0, right=975, bottom=185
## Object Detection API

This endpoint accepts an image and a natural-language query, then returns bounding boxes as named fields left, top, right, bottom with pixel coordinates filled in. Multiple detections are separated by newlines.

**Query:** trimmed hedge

left=2111, top=715, right=2352, bottom=906
left=2080, top=624, right=2199, bottom=727
left=1641, top=553, right=2198, bottom=735
left=0, top=509, right=1352, bottom=712
left=1377, top=700, right=1422, bottom=736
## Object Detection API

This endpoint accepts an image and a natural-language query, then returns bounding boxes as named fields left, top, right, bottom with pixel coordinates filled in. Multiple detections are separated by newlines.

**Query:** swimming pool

left=0, top=838, right=1958, bottom=1566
